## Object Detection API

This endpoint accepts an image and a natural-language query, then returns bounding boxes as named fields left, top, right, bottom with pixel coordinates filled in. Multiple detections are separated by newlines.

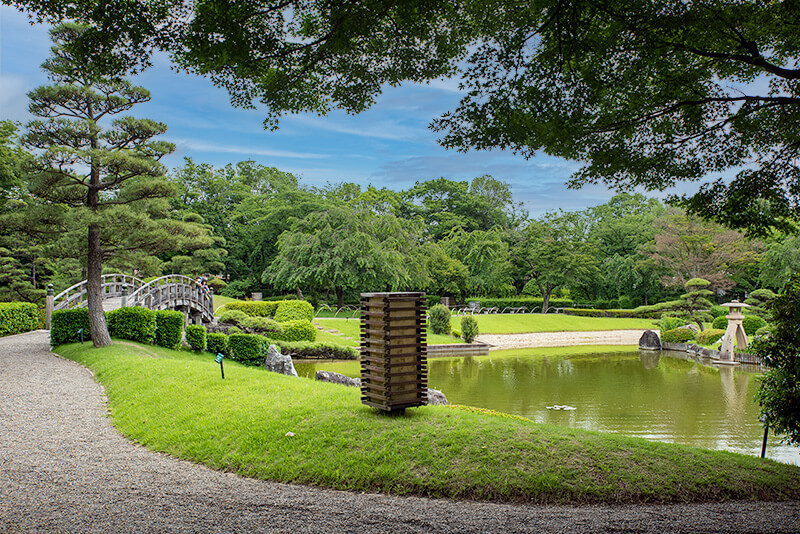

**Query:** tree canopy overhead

left=7, top=0, right=799, bottom=235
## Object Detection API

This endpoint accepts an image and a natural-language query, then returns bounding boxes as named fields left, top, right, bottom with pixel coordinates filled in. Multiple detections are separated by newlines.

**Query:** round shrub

left=273, top=319, right=316, bottom=342
left=155, top=310, right=184, bottom=349
left=660, top=328, right=696, bottom=343
left=185, top=324, right=207, bottom=352
left=710, top=305, right=727, bottom=318
left=207, top=332, right=229, bottom=356
left=228, top=333, right=268, bottom=365
left=240, top=316, right=282, bottom=334
left=222, top=301, right=279, bottom=317
left=742, top=315, right=768, bottom=336
left=218, top=309, right=249, bottom=326
left=711, top=315, right=728, bottom=330
left=274, top=300, right=314, bottom=322
left=106, top=307, right=156, bottom=344
left=428, top=304, right=451, bottom=335
left=697, top=328, right=725, bottom=346
left=461, top=315, right=479, bottom=343
left=0, top=302, right=39, bottom=337
left=50, top=308, right=91, bottom=345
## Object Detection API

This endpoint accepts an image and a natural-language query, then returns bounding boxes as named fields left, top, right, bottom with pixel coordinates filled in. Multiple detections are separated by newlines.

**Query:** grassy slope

left=57, top=341, right=800, bottom=504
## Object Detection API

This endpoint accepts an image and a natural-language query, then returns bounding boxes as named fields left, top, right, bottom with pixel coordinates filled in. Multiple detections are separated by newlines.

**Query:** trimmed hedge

left=661, top=328, right=696, bottom=343
left=207, top=332, right=229, bottom=357
left=697, top=328, right=725, bottom=345
left=106, top=307, right=157, bottom=344
left=467, top=297, right=574, bottom=310
left=461, top=315, right=479, bottom=343
left=240, top=316, right=282, bottom=334
left=275, top=300, right=314, bottom=322
left=228, top=333, right=268, bottom=366
left=222, top=301, right=279, bottom=317
left=742, top=315, right=768, bottom=336
left=272, top=319, right=316, bottom=342
left=268, top=339, right=359, bottom=360
left=218, top=309, right=249, bottom=326
left=561, top=308, right=662, bottom=319
left=185, top=324, right=207, bottom=352
left=428, top=304, right=451, bottom=335
left=0, top=302, right=39, bottom=337
left=155, top=310, right=184, bottom=349
left=50, top=308, right=91, bottom=345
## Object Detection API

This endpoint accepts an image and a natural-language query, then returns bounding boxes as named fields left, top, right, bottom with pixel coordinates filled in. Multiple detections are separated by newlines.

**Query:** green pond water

left=295, top=348, right=800, bottom=465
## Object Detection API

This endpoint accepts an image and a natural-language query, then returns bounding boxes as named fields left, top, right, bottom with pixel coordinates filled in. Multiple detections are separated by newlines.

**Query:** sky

left=2, top=6, right=641, bottom=216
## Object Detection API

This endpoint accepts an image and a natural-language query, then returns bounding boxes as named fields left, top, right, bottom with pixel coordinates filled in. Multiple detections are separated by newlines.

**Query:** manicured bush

left=218, top=309, right=249, bottom=326
left=742, top=315, right=768, bottom=336
left=228, top=333, right=268, bottom=366
left=657, top=315, right=688, bottom=332
left=205, top=277, right=227, bottom=293
left=661, top=328, right=696, bottom=343
left=275, top=300, right=314, bottom=322
left=268, top=339, right=359, bottom=360
left=207, top=332, right=229, bottom=357
left=222, top=301, right=279, bottom=317
left=50, top=308, right=91, bottom=345
left=0, top=302, right=39, bottom=337
left=240, top=316, right=282, bottom=334
left=467, top=296, right=574, bottom=311
left=712, top=315, right=728, bottom=330
left=428, top=304, right=451, bottom=335
left=697, top=328, right=725, bottom=346
left=461, top=315, right=479, bottom=343
left=710, top=305, right=727, bottom=318
left=755, top=325, right=772, bottom=338
left=561, top=308, right=662, bottom=319
left=272, top=319, right=316, bottom=342
left=106, top=307, right=157, bottom=344
left=155, top=310, right=184, bottom=349
left=185, top=324, right=207, bottom=352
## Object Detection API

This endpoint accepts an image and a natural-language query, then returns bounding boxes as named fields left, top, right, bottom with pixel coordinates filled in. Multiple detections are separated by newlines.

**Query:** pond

left=295, top=347, right=800, bottom=466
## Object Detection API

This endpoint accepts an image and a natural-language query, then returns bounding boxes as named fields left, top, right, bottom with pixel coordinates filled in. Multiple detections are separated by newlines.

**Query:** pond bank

left=478, top=329, right=652, bottom=350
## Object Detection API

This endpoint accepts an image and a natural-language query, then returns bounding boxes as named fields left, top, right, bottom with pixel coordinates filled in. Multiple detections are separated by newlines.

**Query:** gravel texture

left=2, top=330, right=799, bottom=533
left=477, top=329, right=651, bottom=350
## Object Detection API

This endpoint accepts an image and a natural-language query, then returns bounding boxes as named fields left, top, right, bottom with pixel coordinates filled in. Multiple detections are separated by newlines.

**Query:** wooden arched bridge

left=47, top=273, right=214, bottom=327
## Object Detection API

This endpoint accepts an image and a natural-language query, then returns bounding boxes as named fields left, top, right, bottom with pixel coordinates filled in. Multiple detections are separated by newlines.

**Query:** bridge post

left=46, top=284, right=54, bottom=330
left=121, top=284, right=129, bottom=308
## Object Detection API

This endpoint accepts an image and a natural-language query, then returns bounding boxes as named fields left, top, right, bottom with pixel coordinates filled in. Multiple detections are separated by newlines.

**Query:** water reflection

left=295, top=349, right=799, bottom=465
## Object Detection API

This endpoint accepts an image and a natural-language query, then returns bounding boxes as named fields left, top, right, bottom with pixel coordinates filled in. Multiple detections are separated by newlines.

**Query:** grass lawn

left=56, top=341, right=800, bottom=504
left=316, top=318, right=463, bottom=345
left=457, top=314, right=657, bottom=334
left=212, top=295, right=242, bottom=315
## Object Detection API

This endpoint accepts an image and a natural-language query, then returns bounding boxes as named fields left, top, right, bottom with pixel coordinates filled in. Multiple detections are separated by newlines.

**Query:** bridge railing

left=53, top=273, right=146, bottom=311
left=128, top=274, right=214, bottom=322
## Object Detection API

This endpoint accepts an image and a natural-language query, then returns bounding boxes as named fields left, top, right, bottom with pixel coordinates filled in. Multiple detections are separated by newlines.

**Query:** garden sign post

left=360, top=292, right=427, bottom=414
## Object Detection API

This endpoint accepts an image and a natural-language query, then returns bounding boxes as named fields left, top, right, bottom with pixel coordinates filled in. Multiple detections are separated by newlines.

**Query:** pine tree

left=22, top=24, right=177, bottom=347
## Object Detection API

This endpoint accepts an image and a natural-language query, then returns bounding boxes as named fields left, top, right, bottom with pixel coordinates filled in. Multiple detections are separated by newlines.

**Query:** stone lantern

left=718, top=300, right=750, bottom=364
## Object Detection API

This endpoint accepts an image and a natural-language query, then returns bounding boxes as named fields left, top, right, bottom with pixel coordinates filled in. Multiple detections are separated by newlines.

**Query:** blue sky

left=2, top=6, right=637, bottom=216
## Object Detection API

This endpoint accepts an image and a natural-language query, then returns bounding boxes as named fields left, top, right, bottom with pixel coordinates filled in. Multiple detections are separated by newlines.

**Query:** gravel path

left=2, top=330, right=798, bottom=533
left=477, top=329, right=651, bottom=350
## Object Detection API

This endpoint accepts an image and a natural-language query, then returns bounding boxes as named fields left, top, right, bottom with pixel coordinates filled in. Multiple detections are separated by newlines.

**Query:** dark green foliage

left=155, top=310, right=184, bottom=349
left=268, top=339, right=359, bottom=360
left=753, top=273, right=800, bottom=446
left=661, top=328, right=696, bottom=343
left=560, top=308, right=661, bottom=319
left=207, top=332, right=229, bottom=357
left=185, top=324, right=207, bottom=352
left=228, top=333, right=267, bottom=366
left=657, top=316, right=688, bottom=332
left=240, top=316, right=282, bottom=334
left=222, top=301, right=279, bottom=317
left=106, top=307, right=157, bottom=344
left=274, top=299, right=315, bottom=322
left=468, top=297, right=574, bottom=311
left=218, top=309, right=249, bottom=326
left=0, top=302, right=39, bottom=337
left=745, top=288, right=777, bottom=319
left=742, top=315, right=768, bottom=336
left=460, top=315, right=479, bottom=343
left=710, top=305, right=727, bottom=319
left=697, top=329, right=725, bottom=346
left=428, top=304, right=451, bottom=335
left=205, top=277, right=227, bottom=292
left=712, top=315, right=729, bottom=330
left=272, top=320, right=316, bottom=342
left=50, top=308, right=90, bottom=345
left=755, top=326, right=772, bottom=338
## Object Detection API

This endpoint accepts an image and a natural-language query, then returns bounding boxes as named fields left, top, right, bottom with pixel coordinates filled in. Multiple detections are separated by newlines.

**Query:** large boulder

left=315, top=370, right=361, bottom=387
left=638, top=330, right=661, bottom=351
left=426, top=388, right=448, bottom=406
left=264, top=344, right=298, bottom=377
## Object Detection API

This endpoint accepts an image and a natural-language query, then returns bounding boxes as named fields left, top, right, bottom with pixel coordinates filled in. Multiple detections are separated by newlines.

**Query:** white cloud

left=174, top=139, right=331, bottom=160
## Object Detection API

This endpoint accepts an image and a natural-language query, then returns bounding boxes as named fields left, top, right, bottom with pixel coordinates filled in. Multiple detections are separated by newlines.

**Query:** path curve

left=477, top=329, right=652, bottom=350
left=1, top=330, right=797, bottom=533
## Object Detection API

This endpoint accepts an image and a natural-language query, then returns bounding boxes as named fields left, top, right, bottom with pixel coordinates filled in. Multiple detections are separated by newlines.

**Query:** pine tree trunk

left=87, top=223, right=111, bottom=347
